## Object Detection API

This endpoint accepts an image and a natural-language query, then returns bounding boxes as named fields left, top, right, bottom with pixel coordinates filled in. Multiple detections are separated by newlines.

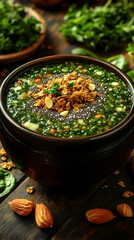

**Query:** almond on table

left=116, top=203, right=133, bottom=218
left=85, top=208, right=116, bottom=224
left=9, top=199, right=34, bottom=216
left=35, top=203, right=53, bottom=228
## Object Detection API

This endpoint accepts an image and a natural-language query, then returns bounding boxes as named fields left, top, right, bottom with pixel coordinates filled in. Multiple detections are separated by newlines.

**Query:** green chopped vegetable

left=0, top=168, right=15, bottom=198
left=0, top=0, right=41, bottom=54
left=60, top=1, right=134, bottom=52
left=44, top=83, right=61, bottom=95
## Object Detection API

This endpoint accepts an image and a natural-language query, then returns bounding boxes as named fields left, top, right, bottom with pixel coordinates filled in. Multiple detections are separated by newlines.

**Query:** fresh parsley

left=44, top=83, right=61, bottom=95
left=0, top=0, right=41, bottom=54
left=60, top=1, right=134, bottom=52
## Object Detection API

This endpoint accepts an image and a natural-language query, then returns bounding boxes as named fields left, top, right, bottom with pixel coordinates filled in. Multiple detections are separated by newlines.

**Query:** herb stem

left=103, top=0, right=112, bottom=9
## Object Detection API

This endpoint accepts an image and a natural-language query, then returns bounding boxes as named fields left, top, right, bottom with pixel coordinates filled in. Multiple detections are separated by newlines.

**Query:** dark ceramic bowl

left=0, top=55, right=134, bottom=187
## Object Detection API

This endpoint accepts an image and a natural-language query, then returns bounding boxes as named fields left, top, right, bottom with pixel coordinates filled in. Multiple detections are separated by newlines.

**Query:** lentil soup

left=6, top=61, right=133, bottom=138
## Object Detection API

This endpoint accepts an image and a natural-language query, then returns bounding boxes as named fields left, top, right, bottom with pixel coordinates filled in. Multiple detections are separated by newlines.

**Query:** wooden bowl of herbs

left=0, top=1, right=47, bottom=65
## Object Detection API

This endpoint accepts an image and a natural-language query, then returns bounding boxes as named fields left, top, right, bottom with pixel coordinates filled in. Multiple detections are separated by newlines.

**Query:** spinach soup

left=6, top=61, right=133, bottom=138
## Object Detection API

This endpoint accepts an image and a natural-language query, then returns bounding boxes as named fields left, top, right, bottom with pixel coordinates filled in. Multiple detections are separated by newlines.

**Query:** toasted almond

left=35, top=203, right=53, bottom=228
left=60, top=110, right=69, bottom=117
left=85, top=208, right=115, bottom=224
left=89, top=83, right=96, bottom=91
left=116, top=203, right=133, bottom=217
left=9, top=199, right=34, bottom=216
left=45, top=96, right=53, bottom=108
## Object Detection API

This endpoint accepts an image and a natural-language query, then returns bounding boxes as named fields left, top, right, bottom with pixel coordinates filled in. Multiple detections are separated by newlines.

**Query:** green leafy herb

left=71, top=48, right=98, bottom=58
left=44, top=83, right=61, bottom=95
left=126, top=43, right=134, bottom=61
left=69, top=81, right=74, bottom=88
left=127, top=70, right=134, bottom=82
left=0, top=0, right=41, bottom=54
left=105, top=54, right=129, bottom=72
left=0, top=168, right=15, bottom=198
left=72, top=47, right=129, bottom=71
left=60, top=1, right=134, bottom=52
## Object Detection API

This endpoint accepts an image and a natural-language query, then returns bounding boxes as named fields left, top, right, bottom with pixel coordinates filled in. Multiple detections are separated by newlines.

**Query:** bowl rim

left=0, top=54, right=134, bottom=142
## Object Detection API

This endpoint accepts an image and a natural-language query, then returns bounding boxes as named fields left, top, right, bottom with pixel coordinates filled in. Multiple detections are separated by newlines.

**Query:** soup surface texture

left=6, top=61, right=132, bottom=138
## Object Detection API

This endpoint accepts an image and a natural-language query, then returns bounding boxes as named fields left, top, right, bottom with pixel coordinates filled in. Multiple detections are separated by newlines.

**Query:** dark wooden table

left=0, top=1, right=134, bottom=239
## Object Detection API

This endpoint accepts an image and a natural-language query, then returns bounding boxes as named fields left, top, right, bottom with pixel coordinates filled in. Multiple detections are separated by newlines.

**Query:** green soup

left=6, top=61, right=133, bottom=138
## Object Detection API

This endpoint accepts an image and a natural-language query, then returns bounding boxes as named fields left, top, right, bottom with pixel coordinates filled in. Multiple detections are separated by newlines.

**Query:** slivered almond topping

left=45, top=97, right=53, bottom=108
left=60, top=110, right=69, bottom=117
left=89, top=83, right=96, bottom=91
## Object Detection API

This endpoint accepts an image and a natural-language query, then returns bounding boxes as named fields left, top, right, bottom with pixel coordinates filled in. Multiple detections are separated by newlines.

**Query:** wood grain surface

left=0, top=1, right=134, bottom=239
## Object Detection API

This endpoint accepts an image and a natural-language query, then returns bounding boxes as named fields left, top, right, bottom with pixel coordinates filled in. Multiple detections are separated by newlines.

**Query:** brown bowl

left=0, top=55, right=134, bottom=187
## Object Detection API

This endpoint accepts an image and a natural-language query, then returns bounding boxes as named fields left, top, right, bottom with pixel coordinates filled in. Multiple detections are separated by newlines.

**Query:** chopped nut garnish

left=122, top=191, right=133, bottom=198
left=104, top=185, right=108, bottom=188
left=1, top=161, right=16, bottom=170
left=27, top=186, right=35, bottom=194
left=114, top=170, right=119, bottom=175
left=0, top=148, right=7, bottom=156
left=45, top=96, right=53, bottom=108
left=118, top=180, right=126, bottom=188
left=29, top=72, right=100, bottom=114
left=1, top=156, right=7, bottom=161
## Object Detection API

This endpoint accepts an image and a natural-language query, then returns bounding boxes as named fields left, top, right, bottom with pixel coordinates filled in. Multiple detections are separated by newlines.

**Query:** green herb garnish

left=44, top=83, right=61, bottom=95
left=0, top=168, right=15, bottom=198
left=0, top=0, right=41, bottom=54
left=69, top=81, right=74, bottom=88
left=60, top=1, right=134, bottom=52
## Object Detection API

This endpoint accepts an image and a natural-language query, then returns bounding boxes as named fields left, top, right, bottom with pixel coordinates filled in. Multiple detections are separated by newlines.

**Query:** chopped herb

left=69, top=81, right=74, bottom=88
left=44, top=83, right=61, bottom=95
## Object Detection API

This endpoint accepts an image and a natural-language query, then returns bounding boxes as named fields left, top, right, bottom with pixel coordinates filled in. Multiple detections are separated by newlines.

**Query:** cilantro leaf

left=44, top=83, right=61, bottom=95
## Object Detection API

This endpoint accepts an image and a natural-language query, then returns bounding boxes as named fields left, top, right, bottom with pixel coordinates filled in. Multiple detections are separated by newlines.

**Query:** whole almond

left=85, top=208, right=115, bottom=224
left=9, top=199, right=34, bottom=216
left=116, top=203, right=133, bottom=217
left=35, top=203, right=53, bottom=228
